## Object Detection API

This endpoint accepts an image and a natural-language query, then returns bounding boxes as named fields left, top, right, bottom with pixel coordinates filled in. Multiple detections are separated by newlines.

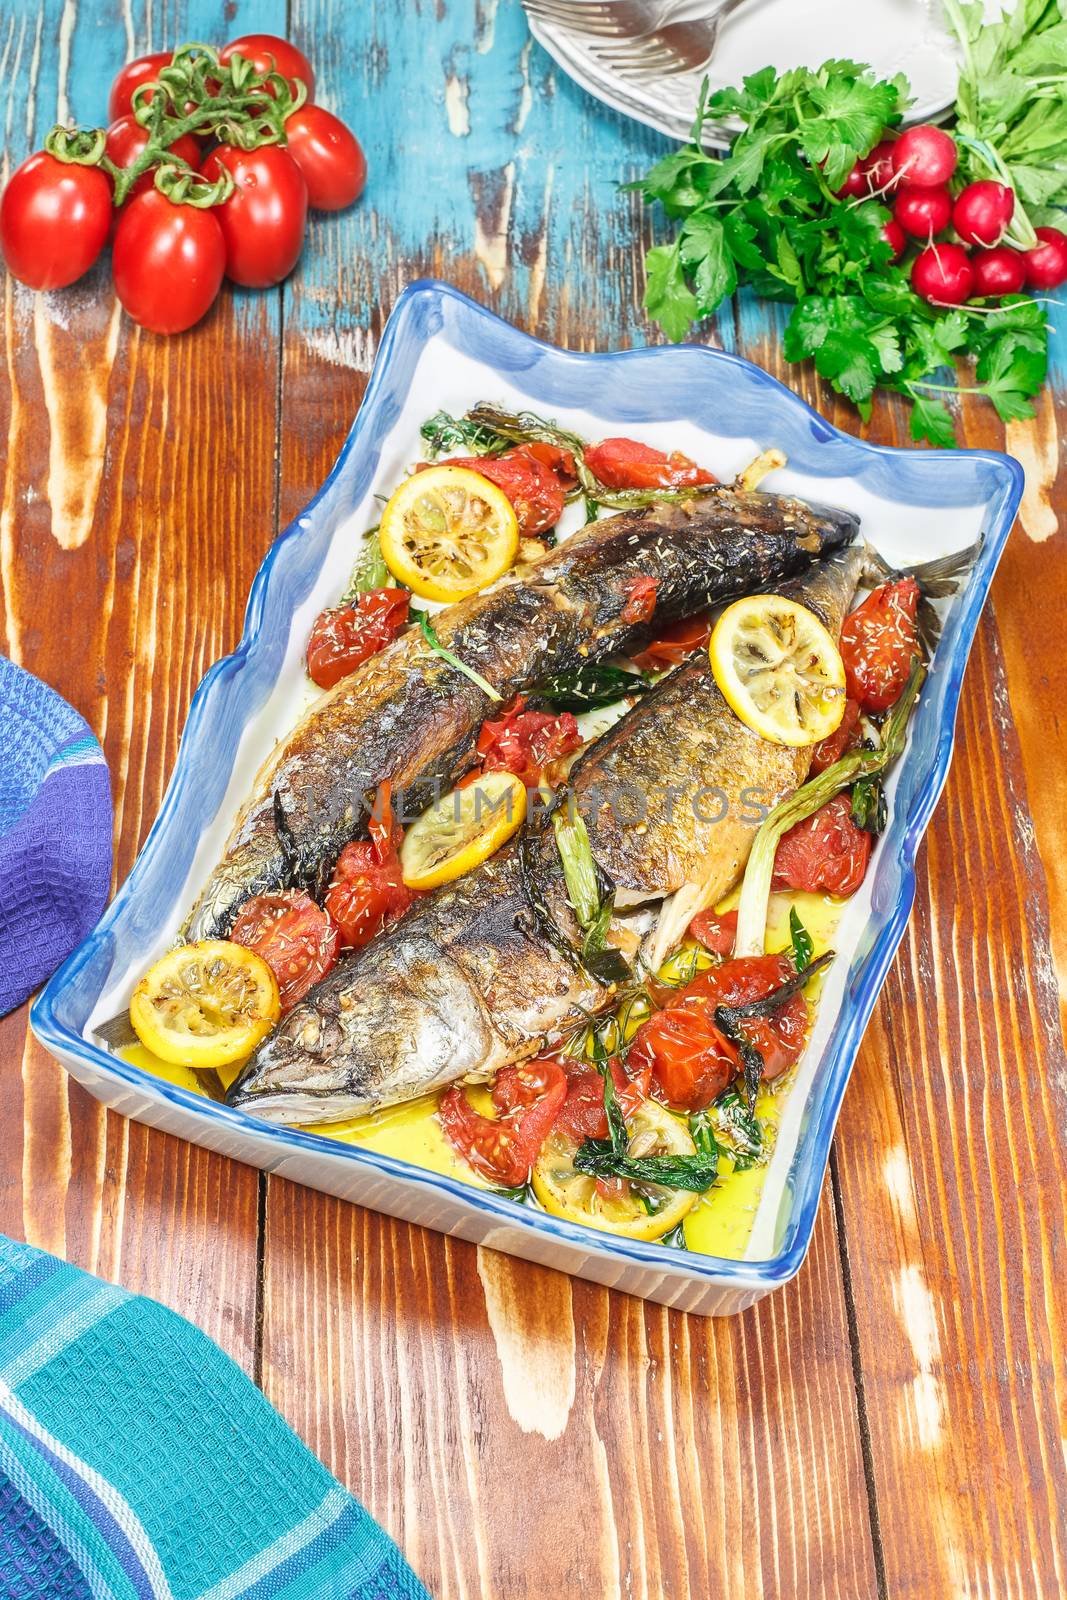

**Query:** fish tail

left=861, top=536, right=983, bottom=655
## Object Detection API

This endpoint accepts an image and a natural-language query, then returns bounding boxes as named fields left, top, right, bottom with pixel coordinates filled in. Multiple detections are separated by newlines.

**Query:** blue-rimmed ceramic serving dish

left=31, top=282, right=1023, bottom=1317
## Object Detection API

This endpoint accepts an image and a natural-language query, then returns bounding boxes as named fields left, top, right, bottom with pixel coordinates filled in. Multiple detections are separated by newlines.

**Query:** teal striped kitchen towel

left=0, top=1236, right=429, bottom=1600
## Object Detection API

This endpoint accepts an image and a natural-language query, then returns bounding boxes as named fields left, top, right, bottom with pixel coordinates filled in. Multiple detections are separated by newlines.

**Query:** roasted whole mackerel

left=227, top=544, right=865, bottom=1125
left=184, top=490, right=859, bottom=941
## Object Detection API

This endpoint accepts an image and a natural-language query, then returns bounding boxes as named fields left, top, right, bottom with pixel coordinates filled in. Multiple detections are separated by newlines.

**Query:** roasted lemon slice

left=130, top=941, right=280, bottom=1070
left=532, top=1100, right=698, bottom=1242
left=400, top=770, right=527, bottom=890
left=379, top=464, right=519, bottom=602
left=709, top=594, right=846, bottom=746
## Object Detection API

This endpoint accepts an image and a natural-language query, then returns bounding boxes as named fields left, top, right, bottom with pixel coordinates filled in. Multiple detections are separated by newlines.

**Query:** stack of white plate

left=524, top=0, right=972, bottom=149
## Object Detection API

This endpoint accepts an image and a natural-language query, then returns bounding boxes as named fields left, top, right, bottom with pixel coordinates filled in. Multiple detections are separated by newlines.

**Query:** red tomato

left=809, top=697, right=862, bottom=773
left=621, top=575, right=658, bottom=625
left=0, top=151, right=111, bottom=289
left=306, top=589, right=409, bottom=690
left=631, top=614, right=711, bottom=672
left=687, top=908, right=738, bottom=957
left=839, top=578, right=921, bottom=712
left=439, top=1057, right=568, bottom=1186
left=428, top=444, right=570, bottom=537
left=200, top=143, right=308, bottom=288
left=218, top=34, right=315, bottom=99
left=112, top=189, right=225, bottom=334
left=108, top=52, right=173, bottom=121
left=631, top=954, right=806, bottom=1111
left=585, top=437, right=717, bottom=491
left=105, top=115, right=200, bottom=206
left=772, top=794, right=872, bottom=897
left=471, top=694, right=582, bottom=789
left=552, top=1059, right=652, bottom=1143
left=283, top=106, right=366, bottom=211
left=231, top=890, right=339, bottom=1013
left=324, top=785, right=420, bottom=950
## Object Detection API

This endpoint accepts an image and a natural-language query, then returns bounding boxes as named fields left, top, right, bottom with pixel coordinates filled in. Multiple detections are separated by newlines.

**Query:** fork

left=522, top=0, right=681, bottom=39
left=589, top=0, right=750, bottom=78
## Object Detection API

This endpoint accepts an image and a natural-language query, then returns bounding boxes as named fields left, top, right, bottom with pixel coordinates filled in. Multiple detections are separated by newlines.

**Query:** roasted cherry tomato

left=621, top=575, right=658, bottom=626
left=201, top=142, right=308, bottom=287
left=231, top=890, right=339, bottom=1013
left=839, top=578, right=921, bottom=712
left=283, top=106, right=366, bottom=211
left=306, top=589, right=410, bottom=690
left=687, top=908, right=738, bottom=957
left=105, top=115, right=201, bottom=207
left=439, top=1056, right=568, bottom=1186
left=630, top=953, right=807, bottom=1111
left=0, top=151, right=111, bottom=289
left=112, top=189, right=225, bottom=334
left=469, top=694, right=582, bottom=789
left=324, top=784, right=420, bottom=950
left=426, top=444, right=573, bottom=538
left=218, top=34, right=315, bottom=99
left=772, top=793, right=872, bottom=897
left=631, top=614, right=711, bottom=673
left=809, top=697, right=862, bottom=774
left=108, top=52, right=173, bottom=121
left=552, top=1059, right=652, bottom=1143
left=584, top=437, right=717, bottom=491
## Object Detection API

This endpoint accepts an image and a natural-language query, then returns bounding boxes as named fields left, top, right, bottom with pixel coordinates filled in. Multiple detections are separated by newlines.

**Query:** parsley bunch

left=634, top=57, right=1053, bottom=446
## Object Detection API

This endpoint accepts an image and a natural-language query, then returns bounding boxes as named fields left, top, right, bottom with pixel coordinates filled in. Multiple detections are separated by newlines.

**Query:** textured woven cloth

left=0, top=656, right=112, bottom=1017
left=0, top=1237, right=430, bottom=1600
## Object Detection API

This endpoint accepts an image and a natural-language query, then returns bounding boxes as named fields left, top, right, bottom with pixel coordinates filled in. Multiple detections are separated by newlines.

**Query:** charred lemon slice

left=709, top=594, right=846, bottom=746
left=379, top=464, right=519, bottom=602
left=532, top=1100, right=698, bottom=1242
left=130, top=941, right=280, bottom=1070
left=400, top=770, right=526, bottom=890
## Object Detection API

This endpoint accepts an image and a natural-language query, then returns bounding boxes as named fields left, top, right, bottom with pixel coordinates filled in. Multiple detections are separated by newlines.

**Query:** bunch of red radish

left=837, top=122, right=1067, bottom=305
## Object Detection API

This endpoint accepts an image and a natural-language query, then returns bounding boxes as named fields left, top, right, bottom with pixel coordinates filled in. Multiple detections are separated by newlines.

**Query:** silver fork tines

left=523, top=0, right=677, bottom=41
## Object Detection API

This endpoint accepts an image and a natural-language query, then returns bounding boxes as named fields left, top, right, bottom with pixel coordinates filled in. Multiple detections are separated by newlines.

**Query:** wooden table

left=3, top=5, right=1065, bottom=1596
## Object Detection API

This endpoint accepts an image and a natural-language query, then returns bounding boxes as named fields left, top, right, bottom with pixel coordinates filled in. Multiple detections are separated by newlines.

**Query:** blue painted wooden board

left=2, top=5, right=1067, bottom=1599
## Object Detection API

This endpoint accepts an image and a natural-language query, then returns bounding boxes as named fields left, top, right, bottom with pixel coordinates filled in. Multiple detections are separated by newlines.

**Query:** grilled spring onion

left=420, top=410, right=511, bottom=459
left=715, top=951, right=835, bottom=1111
left=733, top=659, right=925, bottom=959
left=536, top=663, right=652, bottom=713
left=552, top=805, right=615, bottom=961
left=341, top=529, right=388, bottom=600
left=415, top=610, right=502, bottom=702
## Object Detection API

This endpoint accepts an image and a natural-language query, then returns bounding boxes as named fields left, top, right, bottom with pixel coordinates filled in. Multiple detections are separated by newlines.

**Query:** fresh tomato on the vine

left=112, top=189, right=226, bottom=333
left=218, top=34, right=315, bottom=99
left=631, top=614, right=711, bottom=672
left=108, top=52, right=173, bottom=121
left=282, top=106, right=366, bottom=211
left=630, top=953, right=807, bottom=1111
left=439, top=1057, right=569, bottom=1186
left=0, top=151, right=111, bottom=289
left=428, top=442, right=573, bottom=538
left=584, top=437, right=717, bottom=491
left=469, top=694, right=582, bottom=789
left=324, top=785, right=420, bottom=950
left=200, top=143, right=308, bottom=287
left=687, top=907, right=738, bottom=957
left=839, top=577, right=921, bottom=712
left=306, top=589, right=410, bottom=690
left=105, top=115, right=201, bottom=206
left=231, top=890, right=339, bottom=1013
left=772, top=794, right=872, bottom=897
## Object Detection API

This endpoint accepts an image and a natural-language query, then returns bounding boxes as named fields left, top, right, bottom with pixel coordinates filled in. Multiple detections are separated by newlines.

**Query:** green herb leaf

left=644, top=242, right=701, bottom=340
left=416, top=610, right=502, bottom=701
left=908, top=392, right=957, bottom=448
left=419, top=410, right=508, bottom=458
left=535, top=663, right=651, bottom=712
left=572, top=1139, right=719, bottom=1193
left=789, top=906, right=814, bottom=971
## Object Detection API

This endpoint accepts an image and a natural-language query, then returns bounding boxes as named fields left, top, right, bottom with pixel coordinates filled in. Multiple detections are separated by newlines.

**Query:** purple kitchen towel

left=0, top=655, right=112, bottom=1017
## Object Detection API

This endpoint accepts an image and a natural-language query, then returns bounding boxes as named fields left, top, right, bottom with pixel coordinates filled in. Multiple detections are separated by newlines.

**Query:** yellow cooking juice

left=120, top=889, right=839, bottom=1261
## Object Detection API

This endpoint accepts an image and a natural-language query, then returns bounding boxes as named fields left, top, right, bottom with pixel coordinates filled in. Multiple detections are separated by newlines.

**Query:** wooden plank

left=0, top=0, right=289, bottom=1365
left=261, top=4, right=880, bottom=1590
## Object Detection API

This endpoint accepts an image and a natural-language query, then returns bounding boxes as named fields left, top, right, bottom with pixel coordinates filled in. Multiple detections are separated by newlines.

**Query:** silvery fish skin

left=184, top=489, right=859, bottom=942
left=227, top=544, right=864, bottom=1125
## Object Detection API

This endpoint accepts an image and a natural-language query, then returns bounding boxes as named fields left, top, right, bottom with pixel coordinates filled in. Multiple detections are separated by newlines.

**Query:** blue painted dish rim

left=32, top=280, right=1024, bottom=1291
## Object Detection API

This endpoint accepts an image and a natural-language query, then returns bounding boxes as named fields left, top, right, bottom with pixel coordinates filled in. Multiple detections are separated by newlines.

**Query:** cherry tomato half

left=687, top=908, right=738, bottom=957
left=552, top=1060, right=652, bottom=1143
left=0, top=151, right=111, bottom=289
left=324, top=789, right=420, bottom=951
left=105, top=115, right=201, bottom=207
left=621, top=574, right=658, bottom=625
left=200, top=143, right=308, bottom=288
left=282, top=106, right=366, bottom=211
left=631, top=613, right=711, bottom=673
left=231, top=890, right=339, bottom=1013
left=470, top=694, right=582, bottom=789
left=426, top=443, right=571, bottom=538
left=306, top=589, right=410, bottom=690
left=108, top=52, right=173, bottom=122
left=584, top=437, right=717, bottom=491
left=218, top=34, right=315, bottom=100
left=439, top=1057, right=568, bottom=1186
left=839, top=577, right=921, bottom=712
left=809, top=697, right=862, bottom=774
left=112, top=189, right=226, bottom=334
left=772, top=794, right=872, bottom=897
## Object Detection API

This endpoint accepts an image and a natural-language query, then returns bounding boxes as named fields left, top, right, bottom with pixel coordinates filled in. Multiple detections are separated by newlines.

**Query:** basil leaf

left=536, top=663, right=651, bottom=712
left=789, top=906, right=814, bottom=971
